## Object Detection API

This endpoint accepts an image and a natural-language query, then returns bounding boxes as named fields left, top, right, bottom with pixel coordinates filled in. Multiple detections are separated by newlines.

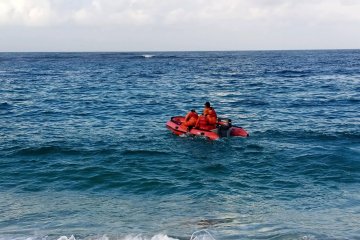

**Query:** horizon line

left=0, top=48, right=359, bottom=53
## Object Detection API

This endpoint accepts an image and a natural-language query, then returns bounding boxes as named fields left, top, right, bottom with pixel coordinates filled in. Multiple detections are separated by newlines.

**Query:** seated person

left=182, top=109, right=198, bottom=130
left=203, top=102, right=217, bottom=126
left=195, top=102, right=218, bottom=130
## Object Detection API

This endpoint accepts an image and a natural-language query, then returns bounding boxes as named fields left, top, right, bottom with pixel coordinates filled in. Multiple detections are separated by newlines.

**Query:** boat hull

left=166, top=116, right=249, bottom=140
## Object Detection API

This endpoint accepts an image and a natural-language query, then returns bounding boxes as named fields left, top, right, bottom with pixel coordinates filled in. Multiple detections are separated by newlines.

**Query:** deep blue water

left=0, top=51, right=359, bottom=240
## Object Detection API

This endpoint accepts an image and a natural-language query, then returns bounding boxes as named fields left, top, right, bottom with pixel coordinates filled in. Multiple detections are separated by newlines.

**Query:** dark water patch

left=346, top=97, right=360, bottom=103
left=106, top=177, right=178, bottom=194
left=122, top=149, right=170, bottom=157
left=13, top=146, right=119, bottom=157
left=196, top=218, right=235, bottom=227
left=22, top=166, right=121, bottom=191
left=209, top=72, right=250, bottom=79
left=75, top=166, right=111, bottom=177
left=228, top=180, right=251, bottom=189
left=9, top=97, right=30, bottom=103
left=245, top=143, right=265, bottom=151
left=246, top=81, right=267, bottom=88
left=287, top=98, right=359, bottom=108
left=291, top=153, right=360, bottom=184
left=232, top=99, right=269, bottom=107
left=15, top=146, right=80, bottom=156
left=85, top=171, right=126, bottom=188
left=270, top=179, right=302, bottom=189
left=259, top=129, right=360, bottom=142
left=264, top=69, right=312, bottom=77
left=132, top=73, right=159, bottom=79
left=201, top=163, right=229, bottom=174
left=0, top=102, right=12, bottom=109
left=231, top=146, right=246, bottom=153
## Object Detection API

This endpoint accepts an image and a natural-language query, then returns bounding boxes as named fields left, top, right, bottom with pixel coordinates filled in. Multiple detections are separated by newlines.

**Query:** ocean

left=0, top=50, right=359, bottom=240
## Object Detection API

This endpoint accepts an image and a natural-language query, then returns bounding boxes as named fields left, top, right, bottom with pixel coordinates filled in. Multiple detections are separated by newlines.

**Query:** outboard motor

left=217, top=118, right=232, bottom=137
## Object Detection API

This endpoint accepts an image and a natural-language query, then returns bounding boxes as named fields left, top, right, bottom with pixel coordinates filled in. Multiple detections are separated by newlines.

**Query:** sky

left=1, top=0, right=360, bottom=51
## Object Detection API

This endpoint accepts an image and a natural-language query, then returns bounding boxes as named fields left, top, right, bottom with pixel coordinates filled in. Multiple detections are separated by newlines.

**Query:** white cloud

left=1, top=0, right=360, bottom=51
left=72, top=0, right=155, bottom=26
left=1, top=0, right=360, bottom=27
left=0, top=0, right=55, bottom=26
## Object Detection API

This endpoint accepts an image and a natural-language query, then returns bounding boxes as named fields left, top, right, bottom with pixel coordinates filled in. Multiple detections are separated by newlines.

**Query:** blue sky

left=1, top=0, right=360, bottom=51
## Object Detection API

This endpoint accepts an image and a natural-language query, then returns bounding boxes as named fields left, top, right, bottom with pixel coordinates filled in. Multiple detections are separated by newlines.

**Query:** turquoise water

left=0, top=51, right=359, bottom=240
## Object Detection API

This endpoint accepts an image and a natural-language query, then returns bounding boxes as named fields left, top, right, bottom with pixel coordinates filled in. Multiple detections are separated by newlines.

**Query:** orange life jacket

left=183, top=111, right=198, bottom=127
left=195, top=115, right=215, bottom=131
left=205, top=107, right=217, bottom=125
left=203, top=107, right=211, bottom=116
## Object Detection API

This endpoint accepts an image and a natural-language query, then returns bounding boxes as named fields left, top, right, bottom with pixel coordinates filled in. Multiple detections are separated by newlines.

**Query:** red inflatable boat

left=166, top=116, right=249, bottom=140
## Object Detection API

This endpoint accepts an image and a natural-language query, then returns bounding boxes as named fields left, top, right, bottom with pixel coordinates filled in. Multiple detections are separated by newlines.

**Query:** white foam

left=57, top=234, right=178, bottom=240
left=142, top=55, right=154, bottom=58
left=2, top=231, right=215, bottom=240
left=190, top=230, right=216, bottom=240
left=57, top=235, right=76, bottom=240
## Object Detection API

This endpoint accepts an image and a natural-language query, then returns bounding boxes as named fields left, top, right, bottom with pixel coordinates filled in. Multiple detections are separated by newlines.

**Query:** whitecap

left=122, top=234, right=178, bottom=240
left=142, top=54, right=155, bottom=58
left=190, top=230, right=216, bottom=240
left=57, top=235, right=76, bottom=240
left=57, top=234, right=179, bottom=240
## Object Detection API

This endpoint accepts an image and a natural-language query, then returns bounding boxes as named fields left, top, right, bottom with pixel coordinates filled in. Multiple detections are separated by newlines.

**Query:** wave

left=287, top=97, right=360, bottom=107
left=264, top=69, right=312, bottom=77
left=232, top=99, right=269, bottom=106
left=54, top=231, right=216, bottom=240
left=0, top=228, right=324, bottom=240
left=276, top=70, right=310, bottom=74
left=347, top=97, right=360, bottom=103
left=201, top=163, right=229, bottom=174
left=0, top=102, right=11, bottom=109
left=127, top=55, right=179, bottom=60
left=258, top=129, right=360, bottom=141
left=15, top=146, right=79, bottom=156
left=12, top=146, right=118, bottom=157
left=122, top=149, right=170, bottom=156
left=194, top=219, right=234, bottom=227
left=142, top=54, right=155, bottom=58
left=57, top=234, right=180, bottom=240
left=209, top=73, right=250, bottom=79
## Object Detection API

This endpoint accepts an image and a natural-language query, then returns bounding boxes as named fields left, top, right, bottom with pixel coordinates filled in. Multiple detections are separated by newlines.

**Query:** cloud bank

left=1, top=0, right=360, bottom=51
left=1, top=0, right=360, bottom=26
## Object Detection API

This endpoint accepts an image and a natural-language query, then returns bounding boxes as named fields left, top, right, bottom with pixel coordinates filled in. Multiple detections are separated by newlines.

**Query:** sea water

left=0, top=51, right=359, bottom=240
